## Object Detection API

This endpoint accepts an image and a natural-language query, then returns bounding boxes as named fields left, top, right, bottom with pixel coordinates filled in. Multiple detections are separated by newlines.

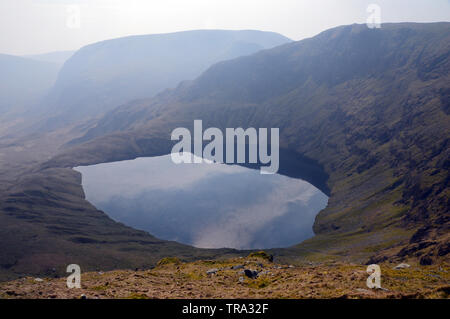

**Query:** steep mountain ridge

left=40, top=30, right=291, bottom=123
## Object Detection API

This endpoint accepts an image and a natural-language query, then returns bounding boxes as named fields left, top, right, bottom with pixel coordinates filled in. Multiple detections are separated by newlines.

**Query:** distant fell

left=41, top=30, right=291, bottom=123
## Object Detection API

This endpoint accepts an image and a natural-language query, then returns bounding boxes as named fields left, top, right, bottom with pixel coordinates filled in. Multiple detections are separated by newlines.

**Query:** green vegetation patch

left=157, top=257, right=182, bottom=266
left=248, top=251, right=274, bottom=262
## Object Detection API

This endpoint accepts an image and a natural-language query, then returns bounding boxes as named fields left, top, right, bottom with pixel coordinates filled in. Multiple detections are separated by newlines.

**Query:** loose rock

left=394, top=263, right=411, bottom=269
left=206, top=268, right=219, bottom=275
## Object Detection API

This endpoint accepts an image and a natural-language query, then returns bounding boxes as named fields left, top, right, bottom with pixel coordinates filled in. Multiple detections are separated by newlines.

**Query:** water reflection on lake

left=74, top=154, right=328, bottom=250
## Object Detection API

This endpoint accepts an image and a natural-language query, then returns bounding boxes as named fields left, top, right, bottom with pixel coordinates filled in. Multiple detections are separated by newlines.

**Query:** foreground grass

left=0, top=255, right=448, bottom=299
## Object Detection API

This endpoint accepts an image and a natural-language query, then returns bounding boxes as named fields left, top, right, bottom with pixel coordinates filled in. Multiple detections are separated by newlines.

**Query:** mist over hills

left=0, top=23, right=448, bottom=280
left=40, top=30, right=291, bottom=123
left=25, top=51, right=75, bottom=65
left=0, top=54, right=60, bottom=117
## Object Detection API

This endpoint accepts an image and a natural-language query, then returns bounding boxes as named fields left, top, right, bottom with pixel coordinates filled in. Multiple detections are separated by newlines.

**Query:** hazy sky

left=1, top=0, right=449, bottom=55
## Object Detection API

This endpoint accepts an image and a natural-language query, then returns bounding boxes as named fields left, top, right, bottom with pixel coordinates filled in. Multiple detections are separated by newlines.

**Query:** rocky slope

left=1, top=254, right=448, bottom=299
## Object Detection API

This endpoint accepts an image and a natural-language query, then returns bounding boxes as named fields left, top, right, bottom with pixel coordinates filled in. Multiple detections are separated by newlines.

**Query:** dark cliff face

left=58, top=23, right=449, bottom=262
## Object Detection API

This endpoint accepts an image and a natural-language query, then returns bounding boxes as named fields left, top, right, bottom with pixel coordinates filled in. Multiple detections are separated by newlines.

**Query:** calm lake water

left=74, top=154, right=328, bottom=250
